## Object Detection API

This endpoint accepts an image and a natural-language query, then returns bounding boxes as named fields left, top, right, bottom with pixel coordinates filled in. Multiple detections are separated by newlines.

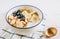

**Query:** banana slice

left=29, top=12, right=40, bottom=22
left=20, top=7, right=33, bottom=13
left=22, top=11, right=31, bottom=20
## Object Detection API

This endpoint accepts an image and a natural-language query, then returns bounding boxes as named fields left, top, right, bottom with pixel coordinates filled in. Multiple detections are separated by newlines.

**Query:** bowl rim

left=5, top=5, right=44, bottom=29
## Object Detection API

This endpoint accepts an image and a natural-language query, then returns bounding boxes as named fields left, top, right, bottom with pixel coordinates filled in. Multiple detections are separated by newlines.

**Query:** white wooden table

left=0, top=0, right=60, bottom=39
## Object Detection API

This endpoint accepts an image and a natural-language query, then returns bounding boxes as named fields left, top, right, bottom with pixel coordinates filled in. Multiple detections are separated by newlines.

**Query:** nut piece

left=10, top=19, right=16, bottom=25
left=16, top=19, right=27, bottom=28
left=8, top=14, right=14, bottom=20
left=16, top=19, right=23, bottom=28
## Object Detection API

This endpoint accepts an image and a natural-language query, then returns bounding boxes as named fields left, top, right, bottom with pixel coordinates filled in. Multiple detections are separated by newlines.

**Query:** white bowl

left=6, top=5, right=43, bottom=29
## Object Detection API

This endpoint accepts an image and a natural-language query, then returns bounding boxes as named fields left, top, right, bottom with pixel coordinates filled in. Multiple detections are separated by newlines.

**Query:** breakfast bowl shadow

left=5, top=5, right=44, bottom=29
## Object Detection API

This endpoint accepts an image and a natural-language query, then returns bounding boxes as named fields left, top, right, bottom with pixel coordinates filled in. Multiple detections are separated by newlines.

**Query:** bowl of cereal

left=6, top=5, right=43, bottom=29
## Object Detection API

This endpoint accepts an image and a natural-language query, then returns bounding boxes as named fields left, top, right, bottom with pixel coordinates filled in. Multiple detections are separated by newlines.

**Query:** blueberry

left=13, top=10, right=21, bottom=17
left=16, top=12, right=20, bottom=16
left=13, top=10, right=25, bottom=21
left=20, top=17, right=25, bottom=21
left=17, top=14, right=24, bottom=18
left=17, top=14, right=25, bottom=21
left=16, top=10, right=21, bottom=16
left=16, top=10, right=21, bottom=13
left=13, top=11, right=17, bottom=17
